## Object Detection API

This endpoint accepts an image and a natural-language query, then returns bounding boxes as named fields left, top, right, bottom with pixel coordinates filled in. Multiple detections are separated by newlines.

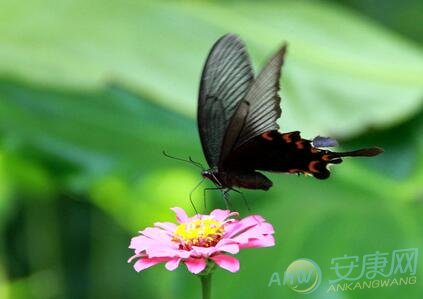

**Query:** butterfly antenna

left=189, top=156, right=205, bottom=170
left=162, top=151, right=205, bottom=170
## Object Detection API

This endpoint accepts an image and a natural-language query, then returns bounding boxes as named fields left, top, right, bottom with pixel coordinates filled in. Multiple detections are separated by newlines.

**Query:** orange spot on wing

left=308, top=161, right=321, bottom=173
left=282, top=133, right=292, bottom=143
left=322, top=154, right=331, bottom=161
left=261, top=132, right=273, bottom=141
left=295, top=141, right=305, bottom=149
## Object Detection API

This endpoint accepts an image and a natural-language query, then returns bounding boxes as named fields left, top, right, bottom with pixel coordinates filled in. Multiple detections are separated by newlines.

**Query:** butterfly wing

left=223, top=130, right=383, bottom=180
left=219, top=44, right=287, bottom=164
left=222, top=131, right=335, bottom=179
left=202, top=37, right=382, bottom=187
left=198, top=34, right=254, bottom=167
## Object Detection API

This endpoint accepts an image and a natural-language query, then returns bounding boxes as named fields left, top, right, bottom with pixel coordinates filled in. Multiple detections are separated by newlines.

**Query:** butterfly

left=197, top=34, right=383, bottom=192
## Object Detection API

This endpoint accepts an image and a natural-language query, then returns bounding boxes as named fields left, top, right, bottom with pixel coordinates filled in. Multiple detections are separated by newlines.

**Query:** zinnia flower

left=128, top=207, right=275, bottom=274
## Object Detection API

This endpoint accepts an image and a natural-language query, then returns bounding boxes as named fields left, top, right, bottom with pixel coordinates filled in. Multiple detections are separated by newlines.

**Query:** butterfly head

left=201, top=168, right=222, bottom=186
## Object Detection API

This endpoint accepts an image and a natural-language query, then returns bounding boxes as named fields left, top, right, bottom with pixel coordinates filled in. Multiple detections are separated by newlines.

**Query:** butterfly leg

left=203, top=187, right=223, bottom=212
left=189, top=193, right=198, bottom=215
left=222, top=189, right=233, bottom=210
left=201, top=186, right=233, bottom=210
left=230, top=188, right=251, bottom=212
left=189, top=178, right=207, bottom=214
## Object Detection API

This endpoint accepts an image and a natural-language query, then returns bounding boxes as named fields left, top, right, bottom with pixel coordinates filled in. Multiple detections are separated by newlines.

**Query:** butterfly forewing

left=234, top=45, right=287, bottom=148
left=198, top=34, right=254, bottom=167
left=219, top=44, right=287, bottom=167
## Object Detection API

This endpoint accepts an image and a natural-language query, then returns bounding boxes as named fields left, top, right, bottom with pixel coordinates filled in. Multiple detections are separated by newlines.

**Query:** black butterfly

left=197, top=34, right=383, bottom=192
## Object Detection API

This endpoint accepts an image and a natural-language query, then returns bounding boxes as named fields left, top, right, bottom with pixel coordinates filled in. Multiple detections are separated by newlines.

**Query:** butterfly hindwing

left=222, top=130, right=341, bottom=179
left=222, top=130, right=383, bottom=180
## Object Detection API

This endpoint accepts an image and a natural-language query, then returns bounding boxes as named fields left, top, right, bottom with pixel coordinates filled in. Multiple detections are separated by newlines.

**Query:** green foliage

left=0, top=0, right=422, bottom=137
left=0, top=0, right=422, bottom=299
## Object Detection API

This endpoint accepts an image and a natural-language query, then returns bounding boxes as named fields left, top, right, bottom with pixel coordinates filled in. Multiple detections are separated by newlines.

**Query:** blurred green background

left=0, top=0, right=422, bottom=298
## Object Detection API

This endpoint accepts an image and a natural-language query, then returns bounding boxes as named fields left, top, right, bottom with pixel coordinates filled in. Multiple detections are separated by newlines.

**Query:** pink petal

left=210, top=209, right=238, bottom=222
left=186, top=214, right=202, bottom=223
left=240, top=235, right=275, bottom=248
left=133, top=257, right=169, bottom=272
left=145, top=244, right=192, bottom=259
left=232, top=225, right=274, bottom=246
left=129, top=235, right=155, bottom=252
left=128, top=254, right=141, bottom=263
left=165, top=258, right=181, bottom=271
left=190, top=240, right=239, bottom=257
left=145, top=244, right=180, bottom=258
left=171, top=207, right=189, bottom=223
left=154, top=221, right=177, bottom=233
left=250, top=222, right=275, bottom=235
left=224, top=215, right=265, bottom=238
left=174, top=250, right=192, bottom=259
left=210, top=254, right=240, bottom=272
left=224, top=215, right=275, bottom=248
left=184, top=258, right=207, bottom=274
left=191, top=246, right=214, bottom=257
left=139, top=227, right=173, bottom=244
left=215, top=241, right=240, bottom=254
left=129, top=230, right=175, bottom=255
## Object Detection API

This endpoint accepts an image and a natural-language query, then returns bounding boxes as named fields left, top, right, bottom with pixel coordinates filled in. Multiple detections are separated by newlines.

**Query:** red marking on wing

left=282, top=133, right=292, bottom=143
left=308, top=161, right=321, bottom=173
left=261, top=132, right=274, bottom=141
left=295, top=140, right=305, bottom=149
left=322, top=154, right=331, bottom=161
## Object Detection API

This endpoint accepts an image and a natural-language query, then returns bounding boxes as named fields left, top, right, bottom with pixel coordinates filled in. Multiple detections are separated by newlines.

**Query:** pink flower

left=128, top=207, right=275, bottom=274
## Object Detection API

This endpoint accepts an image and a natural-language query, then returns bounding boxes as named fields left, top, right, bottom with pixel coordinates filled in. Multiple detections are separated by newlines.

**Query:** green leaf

left=0, top=0, right=422, bottom=137
left=0, top=80, right=199, bottom=181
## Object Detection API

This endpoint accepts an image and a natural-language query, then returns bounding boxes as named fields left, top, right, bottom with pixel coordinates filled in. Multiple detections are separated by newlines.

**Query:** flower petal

left=145, top=244, right=192, bottom=259
left=129, top=229, right=175, bottom=255
left=191, top=246, right=214, bottom=257
left=184, top=258, right=207, bottom=274
left=145, top=244, right=181, bottom=258
left=232, top=225, right=275, bottom=246
left=139, top=227, right=173, bottom=243
left=224, top=215, right=275, bottom=249
left=210, top=254, right=240, bottom=273
left=129, top=235, right=155, bottom=252
left=133, top=257, right=169, bottom=272
left=224, top=215, right=265, bottom=239
left=215, top=241, right=240, bottom=254
left=171, top=207, right=190, bottom=223
left=239, top=235, right=275, bottom=248
left=165, top=258, right=181, bottom=271
left=128, top=254, right=142, bottom=263
left=129, top=207, right=275, bottom=275
left=210, top=209, right=238, bottom=222
left=154, top=221, right=177, bottom=233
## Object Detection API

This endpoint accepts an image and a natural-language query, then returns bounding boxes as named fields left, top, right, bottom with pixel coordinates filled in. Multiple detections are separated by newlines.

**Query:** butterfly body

left=197, top=34, right=382, bottom=192
left=202, top=168, right=273, bottom=190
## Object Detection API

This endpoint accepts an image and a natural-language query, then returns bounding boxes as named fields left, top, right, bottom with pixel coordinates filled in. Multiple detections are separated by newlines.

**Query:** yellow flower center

left=173, top=218, right=224, bottom=248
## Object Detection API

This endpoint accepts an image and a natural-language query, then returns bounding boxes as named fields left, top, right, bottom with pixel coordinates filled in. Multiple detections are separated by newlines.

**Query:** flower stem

left=200, top=274, right=212, bottom=299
